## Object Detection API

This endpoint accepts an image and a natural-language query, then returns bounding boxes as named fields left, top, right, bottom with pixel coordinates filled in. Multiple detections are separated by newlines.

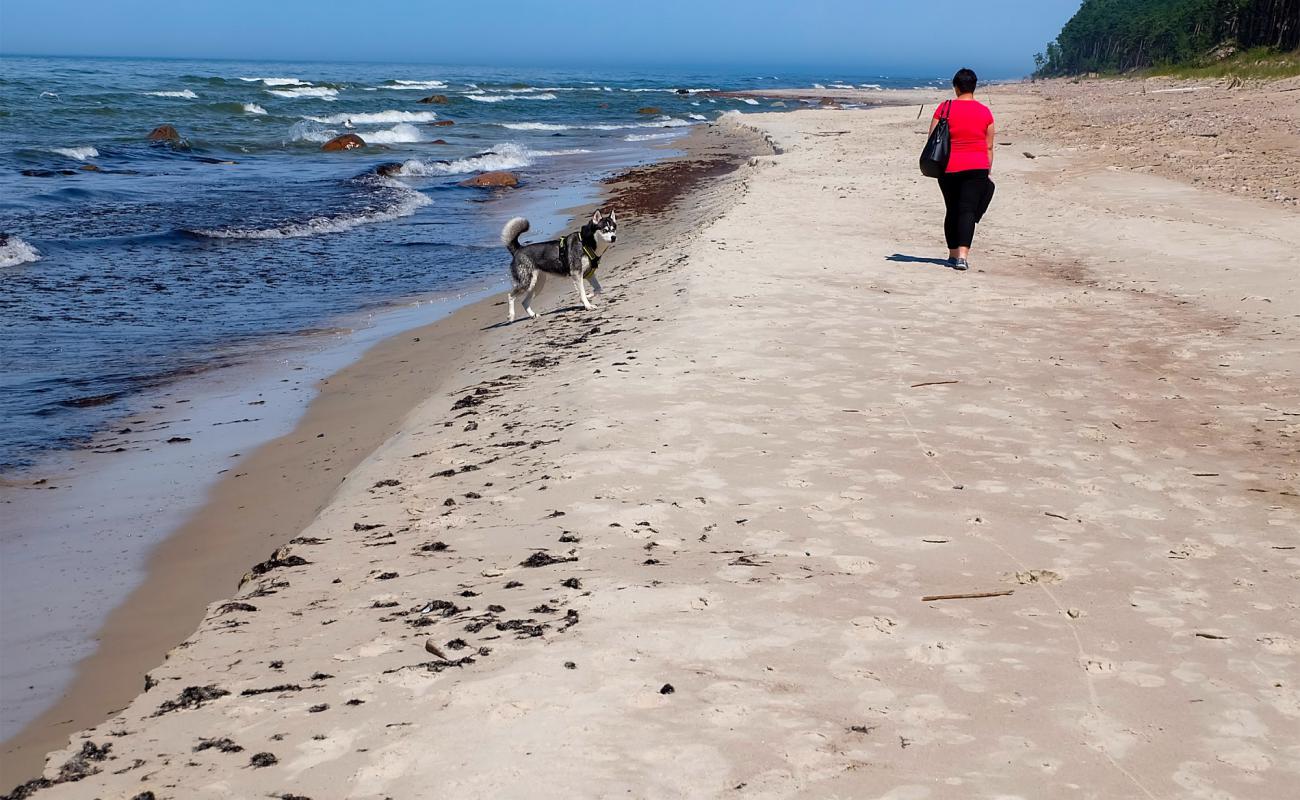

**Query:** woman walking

left=930, top=68, right=995, bottom=271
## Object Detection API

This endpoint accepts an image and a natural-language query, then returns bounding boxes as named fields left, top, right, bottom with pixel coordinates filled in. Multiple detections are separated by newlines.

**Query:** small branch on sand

left=921, top=590, right=1015, bottom=602
left=1044, top=512, right=1071, bottom=521
left=910, top=380, right=960, bottom=389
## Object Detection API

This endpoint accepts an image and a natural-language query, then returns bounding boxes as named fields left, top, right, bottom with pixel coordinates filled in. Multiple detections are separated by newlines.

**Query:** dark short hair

left=953, top=68, right=978, bottom=94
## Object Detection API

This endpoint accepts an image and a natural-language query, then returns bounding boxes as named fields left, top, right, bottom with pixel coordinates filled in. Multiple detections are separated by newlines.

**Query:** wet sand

left=4, top=88, right=1298, bottom=798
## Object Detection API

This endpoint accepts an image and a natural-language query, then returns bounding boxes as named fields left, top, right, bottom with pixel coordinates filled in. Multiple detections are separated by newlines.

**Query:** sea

left=0, top=56, right=943, bottom=742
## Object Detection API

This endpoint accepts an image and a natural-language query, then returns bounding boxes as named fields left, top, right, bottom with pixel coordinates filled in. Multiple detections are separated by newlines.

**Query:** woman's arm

left=929, top=118, right=938, bottom=135
left=986, top=123, right=996, bottom=171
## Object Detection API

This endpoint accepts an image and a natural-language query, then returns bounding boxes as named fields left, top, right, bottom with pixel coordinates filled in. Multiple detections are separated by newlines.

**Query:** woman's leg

left=938, top=174, right=960, bottom=258
left=953, top=170, right=990, bottom=259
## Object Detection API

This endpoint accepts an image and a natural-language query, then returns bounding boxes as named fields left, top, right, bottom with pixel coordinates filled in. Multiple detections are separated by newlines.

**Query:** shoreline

left=0, top=120, right=768, bottom=784
left=5, top=80, right=1297, bottom=797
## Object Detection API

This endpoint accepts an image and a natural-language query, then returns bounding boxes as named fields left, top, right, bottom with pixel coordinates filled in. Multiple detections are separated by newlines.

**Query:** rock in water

left=147, top=124, right=180, bottom=142
left=433, top=119, right=455, bottom=126
left=374, top=162, right=404, bottom=177
left=321, top=133, right=365, bottom=152
left=418, top=94, right=449, bottom=104
left=459, top=171, right=519, bottom=189
left=637, top=106, right=662, bottom=115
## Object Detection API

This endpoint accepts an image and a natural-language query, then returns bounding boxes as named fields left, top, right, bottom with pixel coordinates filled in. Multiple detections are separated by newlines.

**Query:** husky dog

left=501, top=210, right=617, bottom=322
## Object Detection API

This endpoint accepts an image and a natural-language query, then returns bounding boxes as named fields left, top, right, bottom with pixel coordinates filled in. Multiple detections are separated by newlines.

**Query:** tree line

left=1034, top=0, right=1300, bottom=75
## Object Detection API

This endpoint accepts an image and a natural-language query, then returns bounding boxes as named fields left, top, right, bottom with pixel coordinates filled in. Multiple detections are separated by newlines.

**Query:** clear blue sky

left=0, top=0, right=1082, bottom=77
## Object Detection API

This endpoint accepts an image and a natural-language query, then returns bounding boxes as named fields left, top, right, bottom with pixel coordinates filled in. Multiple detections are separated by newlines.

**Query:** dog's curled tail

left=501, top=217, right=529, bottom=253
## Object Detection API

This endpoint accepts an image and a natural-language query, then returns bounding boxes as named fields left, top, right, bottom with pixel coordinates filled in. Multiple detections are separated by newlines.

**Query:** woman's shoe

left=953, top=258, right=970, bottom=271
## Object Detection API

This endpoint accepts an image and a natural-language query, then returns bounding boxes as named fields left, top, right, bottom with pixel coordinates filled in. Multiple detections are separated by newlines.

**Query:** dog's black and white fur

left=501, top=211, right=617, bottom=322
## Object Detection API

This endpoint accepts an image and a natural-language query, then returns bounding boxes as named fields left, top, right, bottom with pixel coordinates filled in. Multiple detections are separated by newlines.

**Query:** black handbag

left=919, top=101, right=951, bottom=178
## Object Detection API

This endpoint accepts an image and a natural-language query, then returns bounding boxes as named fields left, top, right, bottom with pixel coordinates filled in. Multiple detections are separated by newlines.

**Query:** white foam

left=287, top=120, right=338, bottom=143
left=737, top=98, right=760, bottom=105
left=241, top=77, right=308, bottom=86
left=624, top=132, right=680, bottom=142
left=0, top=236, right=41, bottom=268
left=50, top=146, right=98, bottom=160
left=813, top=83, right=826, bottom=89
left=146, top=90, right=198, bottom=99
left=358, top=123, right=424, bottom=144
left=463, top=93, right=557, bottom=103
left=243, top=103, right=268, bottom=115
left=307, top=110, right=438, bottom=125
left=688, top=114, right=708, bottom=121
left=499, top=117, right=692, bottom=132
left=386, top=80, right=448, bottom=90
left=399, top=143, right=534, bottom=176
left=192, top=182, right=430, bottom=239
left=267, top=86, right=339, bottom=100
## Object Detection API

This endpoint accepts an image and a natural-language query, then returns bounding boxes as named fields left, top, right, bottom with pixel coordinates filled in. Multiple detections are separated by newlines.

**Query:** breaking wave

left=146, top=90, right=198, bottom=99
left=243, top=103, right=268, bottom=115
left=359, top=123, right=423, bottom=144
left=287, top=120, right=337, bottom=143
left=1, top=236, right=42, bottom=268
left=383, top=80, right=448, bottom=90
left=50, top=146, right=98, bottom=160
left=623, top=132, right=680, bottom=141
left=240, top=77, right=308, bottom=86
left=188, top=180, right=430, bottom=240
left=499, top=117, right=692, bottom=132
left=268, top=86, right=339, bottom=100
left=306, top=110, right=438, bottom=125
left=737, top=98, right=760, bottom=105
left=463, top=93, right=557, bottom=103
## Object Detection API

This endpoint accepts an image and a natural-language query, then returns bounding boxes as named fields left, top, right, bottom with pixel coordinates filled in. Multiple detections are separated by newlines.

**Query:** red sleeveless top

left=932, top=99, right=994, bottom=173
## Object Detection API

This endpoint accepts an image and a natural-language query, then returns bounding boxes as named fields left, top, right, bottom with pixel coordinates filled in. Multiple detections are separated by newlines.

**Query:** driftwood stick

left=910, top=380, right=960, bottom=389
left=922, top=590, right=1014, bottom=602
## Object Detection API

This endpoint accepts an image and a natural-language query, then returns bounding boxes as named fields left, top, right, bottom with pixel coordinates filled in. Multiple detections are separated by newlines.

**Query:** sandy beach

left=4, top=80, right=1298, bottom=799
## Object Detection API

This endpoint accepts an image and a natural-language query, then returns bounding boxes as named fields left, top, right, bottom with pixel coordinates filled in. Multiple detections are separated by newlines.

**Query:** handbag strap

left=940, top=100, right=952, bottom=120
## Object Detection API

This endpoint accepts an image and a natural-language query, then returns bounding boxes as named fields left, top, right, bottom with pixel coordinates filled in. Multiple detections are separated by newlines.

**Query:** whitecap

left=737, top=98, right=760, bottom=105
left=287, top=120, right=338, bottom=143
left=499, top=122, right=573, bottom=131
left=307, top=110, right=438, bottom=125
left=386, top=79, right=448, bottom=90
left=0, top=236, right=41, bottom=268
left=243, top=103, right=268, bottom=115
left=399, top=143, right=534, bottom=176
left=50, top=146, right=98, bottom=160
left=499, top=117, right=691, bottom=133
left=191, top=181, right=430, bottom=239
left=241, top=77, right=308, bottom=86
left=358, top=123, right=424, bottom=144
left=624, top=132, right=680, bottom=142
left=463, top=93, right=557, bottom=103
left=267, top=86, right=339, bottom=100
left=146, top=90, right=198, bottom=99
left=688, top=114, right=708, bottom=121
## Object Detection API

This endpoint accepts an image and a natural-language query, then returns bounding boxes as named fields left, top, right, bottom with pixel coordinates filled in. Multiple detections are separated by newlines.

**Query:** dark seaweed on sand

left=153, top=685, right=230, bottom=716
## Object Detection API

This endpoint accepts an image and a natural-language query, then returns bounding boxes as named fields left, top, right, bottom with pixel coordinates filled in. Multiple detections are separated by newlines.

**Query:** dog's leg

left=587, top=273, right=603, bottom=296
left=507, top=290, right=516, bottom=322
left=522, top=273, right=544, bottom=319
left=575, top=273, right=596, bottom=311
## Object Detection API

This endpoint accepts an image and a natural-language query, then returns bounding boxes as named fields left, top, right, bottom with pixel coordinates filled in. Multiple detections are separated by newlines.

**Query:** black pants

left=938, top=169, right=993, bottom=249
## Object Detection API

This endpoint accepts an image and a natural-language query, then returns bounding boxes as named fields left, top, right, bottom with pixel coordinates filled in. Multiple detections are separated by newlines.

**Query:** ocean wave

left=624, top=132, right=680, bottom=142
left=287, top=120, right=337, bottom=143
left=397, top=143, right=591, bottom=177
left=384, top=80, right=448, bottom=90
left=267, top=86, right=339, bottom=100
left=737, top=98, right=760, bottom=105
left=688, top=113, right=708, bottom=121
left=240, top=77, right=308, bottom=86
left=243, top=103, right=268, bottom=115
left=146, top=90, right=198, bottom=99
left=0, top=236, right=42, bottom=268
left=306, top=110, right=438, bottom=125
left=463, top=93, right=557, bottom=103
left=359, top=123, right=424, bottom=144
left=499, top=117, right=692, bottom=132
left=189, top=181, right=430, bottom=240
left=50, top=146, right=98, bottom=160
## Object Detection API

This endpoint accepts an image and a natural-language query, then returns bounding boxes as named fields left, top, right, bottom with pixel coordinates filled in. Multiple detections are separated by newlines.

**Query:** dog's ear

left=591, top=210, right=603, bottom=225
left=610, top=211, right=617, bottom=224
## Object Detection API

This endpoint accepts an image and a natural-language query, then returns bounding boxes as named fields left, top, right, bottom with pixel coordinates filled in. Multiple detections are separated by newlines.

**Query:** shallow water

left=0, top=56, right=942, bottom=470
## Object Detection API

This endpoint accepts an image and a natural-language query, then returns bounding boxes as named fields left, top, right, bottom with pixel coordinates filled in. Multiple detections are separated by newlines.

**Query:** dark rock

left=431, top=139, right=449, bottom=145
left=433, top=119, right=455, bottom=126
left=417, top=94, right=449, bottom=104
left=659, top=683, right=675, bottom=695
left=637, top=106, right=662, bottom=114
left=373, top=162, right=404, bottom=177
left=459, top=171, right=519, bottom=188
left=320, top=133, right=365, bottom=152
left=79, top=164, right=101, bottom=172
left=147, top=124, right=180, bottom=142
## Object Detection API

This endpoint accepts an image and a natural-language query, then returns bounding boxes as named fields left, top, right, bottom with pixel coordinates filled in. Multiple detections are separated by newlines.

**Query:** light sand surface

left=7, top=93, right=1299, bottom=799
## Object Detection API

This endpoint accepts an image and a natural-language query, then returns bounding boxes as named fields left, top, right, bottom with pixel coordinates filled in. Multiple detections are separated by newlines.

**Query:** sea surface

left=0, top=56, right=942, bottom=471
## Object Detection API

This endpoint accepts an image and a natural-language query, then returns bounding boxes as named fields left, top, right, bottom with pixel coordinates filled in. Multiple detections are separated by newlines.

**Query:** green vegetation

left=1034, top=0, right=1300, bottom=77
